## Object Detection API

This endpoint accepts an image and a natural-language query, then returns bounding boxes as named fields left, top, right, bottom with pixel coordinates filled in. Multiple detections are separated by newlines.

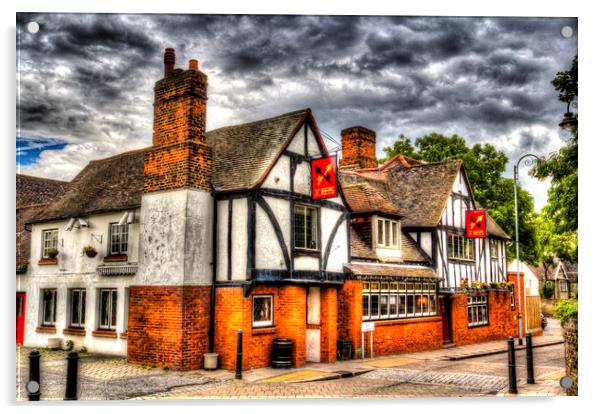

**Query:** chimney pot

left=164, top=48, right=175, bottom=77
left=188, top=59, right=199, bottom=70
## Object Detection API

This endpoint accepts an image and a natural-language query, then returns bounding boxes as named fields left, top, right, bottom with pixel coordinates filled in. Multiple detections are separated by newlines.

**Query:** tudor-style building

left=16, top=48, right=522, bottom=370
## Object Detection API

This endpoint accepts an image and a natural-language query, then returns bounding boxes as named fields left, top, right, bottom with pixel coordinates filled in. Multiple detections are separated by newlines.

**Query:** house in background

left=16, top=174, right=68, bottom=345
left=508, top=260, right=539, bottom=296
left=534, top=259, right=578, bottom=300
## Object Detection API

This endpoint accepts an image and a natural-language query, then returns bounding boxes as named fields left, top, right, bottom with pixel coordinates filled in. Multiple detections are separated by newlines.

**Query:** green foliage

left=64, top=340, right=74, bottom=351
left=539, top=281, right=555, bottom=299
left=551, top=55, right=578, bottom=106
left=535, top=214, right=577, bottom=264
left=79, top=345, right=87, bottom=353
left=381, top=132, right=539, bottom=264
left=554, top=299, right=578, bottom=326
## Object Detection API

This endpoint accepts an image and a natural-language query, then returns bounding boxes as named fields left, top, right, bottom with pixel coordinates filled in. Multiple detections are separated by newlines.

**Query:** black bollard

left=507, top=336, right=518, bottom=394
left=64, top=351, right=79, bottom=400
left=235, top=329, right=243, bottom=380
left=526, top=332, right=535, bottom=384
left=27, top=349, right=41, bottom=401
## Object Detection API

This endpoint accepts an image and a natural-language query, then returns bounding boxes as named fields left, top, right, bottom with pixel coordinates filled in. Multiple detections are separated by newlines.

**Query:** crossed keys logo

left=465, top=210, right=486, bottom=238
left=311, top=156, right=337, bottom=200
left=314, top=163, right=333, bottom=186
left=469, top=214, right=484, bottom=230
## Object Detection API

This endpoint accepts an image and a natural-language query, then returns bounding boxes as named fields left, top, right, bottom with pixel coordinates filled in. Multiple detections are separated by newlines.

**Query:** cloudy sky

left=16, top=13, right=577, bottom=209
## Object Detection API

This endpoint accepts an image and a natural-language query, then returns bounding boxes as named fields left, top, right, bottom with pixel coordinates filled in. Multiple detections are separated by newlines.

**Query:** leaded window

left=447, top=233, right=474, bottom=260
left=362, top=281, right=437, bottom=320
left=252, top=295, right=273, bottom=328
left=294, top=204, right=317, bottom=250
left=468, top=295, right=489, bottom=327
left=109, top=223, right=128, bottom=255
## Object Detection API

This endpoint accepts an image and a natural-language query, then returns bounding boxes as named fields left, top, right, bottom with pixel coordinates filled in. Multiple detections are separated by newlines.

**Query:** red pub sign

left=311, top=156, right=337, bottom=200
left=466, top=210, right=487, bottom=238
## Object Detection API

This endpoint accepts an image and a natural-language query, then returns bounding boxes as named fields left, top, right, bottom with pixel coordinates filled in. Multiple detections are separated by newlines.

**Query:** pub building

left=16, top=48, right=524, bottom=371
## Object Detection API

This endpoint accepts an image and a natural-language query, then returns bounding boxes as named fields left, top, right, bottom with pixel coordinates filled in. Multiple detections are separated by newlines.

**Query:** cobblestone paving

left=363, top=368, right=507, bottom=391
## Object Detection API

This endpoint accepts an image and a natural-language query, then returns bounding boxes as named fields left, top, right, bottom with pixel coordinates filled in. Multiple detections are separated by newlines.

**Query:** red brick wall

left=340, top=126, right=378, bottom=169
left=450, top=290, right=518, bottom=346
left=320, top=287, right=338, bottom=363
left=507, top=271, right=527, bottom=337
left=337, top=280, right=363, bottom=357
left=127, top=285, right=210, bottom=370
left=214, top=283, right=308, bottom=370
left=144, top=67, right=212, bottom=193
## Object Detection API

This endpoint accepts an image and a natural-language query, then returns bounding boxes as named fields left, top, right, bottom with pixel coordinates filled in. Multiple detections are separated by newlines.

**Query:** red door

left=16, top=292, right=26, bottom=345
left=441, top=296, right=452, bottom=344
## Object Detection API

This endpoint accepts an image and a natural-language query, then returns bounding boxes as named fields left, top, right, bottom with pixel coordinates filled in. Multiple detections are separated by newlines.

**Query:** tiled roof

left=16, top=175, right=68, bottom=272
left=207, top=108, right=321, bottom=191
left=341, top=181, right=402, bottom=216
left=344, top=263, right=440, bottom=279
left=28, top=148, right=147, bottom=224
left=401, top=233, right=430, bottom=263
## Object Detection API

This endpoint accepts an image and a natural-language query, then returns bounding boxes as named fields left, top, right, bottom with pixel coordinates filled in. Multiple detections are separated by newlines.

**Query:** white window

left=69, top=288, right=86, bottom=328
left=98, top=288, right=118, bottom=330
left=490, top=240, right=499, bottom=259
left=42, top=229, right=58, bottom=258
left=252, top=295, right=273, bottom=328
left=468, top=295, right=489, bottom=327
left=448, top=233, right=474, bottom=260
left=294, top=204, right=317, bottom=250
left=560, top=280, right=568, bottom=292
left=109, top=223, right=128, bottom=255
left=41, top=289, right=57, bottom=326
left=362, top=281, right=437, bottom=320
left=376, top=218, right=399, bottom=248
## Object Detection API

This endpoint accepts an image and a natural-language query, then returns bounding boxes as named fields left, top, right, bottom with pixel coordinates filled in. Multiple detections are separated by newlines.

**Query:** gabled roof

left=28, top=148, right=147, bottom=224
left=16, top=174, right=68, bottom=272
left=207, top=108, right=326, bottom=191
left=533, top=259, right=578, bottom=282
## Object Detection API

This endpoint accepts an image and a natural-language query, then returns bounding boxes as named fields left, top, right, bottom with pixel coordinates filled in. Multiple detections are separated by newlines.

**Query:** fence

left=526, top=295, right=541, bottom=331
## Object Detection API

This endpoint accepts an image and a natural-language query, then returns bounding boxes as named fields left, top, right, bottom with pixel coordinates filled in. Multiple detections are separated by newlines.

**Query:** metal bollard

left=235, top=329, right=243, bottom=380
left=526, top=332, right=535, bottom=384
left=27, top=349, right=41, bottom=401
left=507, top=336, right=518, bottom=394
left=64, top=351, right=79, bottom=400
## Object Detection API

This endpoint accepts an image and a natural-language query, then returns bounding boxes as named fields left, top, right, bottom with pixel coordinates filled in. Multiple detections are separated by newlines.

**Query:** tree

left=532, top=56, right=578, bottom=235
left=382, top=132, right=540, bottom=264
left=380, top=134, right=419, bottom=163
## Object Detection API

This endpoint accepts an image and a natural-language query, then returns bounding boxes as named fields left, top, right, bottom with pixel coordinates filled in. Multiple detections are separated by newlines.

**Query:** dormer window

left=376, top=218, right=399, bottom=248
left=109, top=223, right=128, bottom=255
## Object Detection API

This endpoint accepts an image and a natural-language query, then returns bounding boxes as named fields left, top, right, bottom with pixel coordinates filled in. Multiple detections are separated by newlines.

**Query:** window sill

left=448, top=258, right=476, bottom=264
left=104, top=255, right=128, bottom=263
left=468, top=323, right=490, bottom=329
left=306, top=323, right=321, bottom=329
left=38, top=258, right=58, bottom=265
left=92, top=330, right=117, bottom=338
left=293, top=249, right=320, bottom=258
left=251, top=326, right=277, bottom=335
left=36, top=326, right=57, bottom=334
left=373, top=316, right=441, bottom=327
left=119, top=332, right=128, bottom=339
left=63, top=328, right=86, bottom=336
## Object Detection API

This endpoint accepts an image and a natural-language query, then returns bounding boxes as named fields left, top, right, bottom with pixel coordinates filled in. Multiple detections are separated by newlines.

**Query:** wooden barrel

left=271, top=338, right=293, bottom=368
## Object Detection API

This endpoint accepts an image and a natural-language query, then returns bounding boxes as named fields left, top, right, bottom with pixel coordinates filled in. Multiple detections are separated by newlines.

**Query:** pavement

left=16, top=320, right=568, bottom=400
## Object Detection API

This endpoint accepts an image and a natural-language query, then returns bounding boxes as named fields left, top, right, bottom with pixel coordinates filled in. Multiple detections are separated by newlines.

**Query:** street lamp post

left=513, top=153, right=540, bottom=346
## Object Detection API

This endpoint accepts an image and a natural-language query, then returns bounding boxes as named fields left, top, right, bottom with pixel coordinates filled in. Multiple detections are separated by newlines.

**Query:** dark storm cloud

left=16, top=13, right=577, bottom=210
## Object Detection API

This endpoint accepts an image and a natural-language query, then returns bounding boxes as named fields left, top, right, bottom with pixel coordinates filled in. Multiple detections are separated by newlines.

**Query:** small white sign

left=361, top=322, right=375, bottom=332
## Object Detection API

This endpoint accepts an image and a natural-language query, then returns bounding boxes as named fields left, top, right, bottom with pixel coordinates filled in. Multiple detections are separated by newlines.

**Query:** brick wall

left=127, top=285, right=210, bottom=370
left=144, top=65, right=212, bottom=193
left=340, top=126, right=378, bottom=169
left=320, top=287, right=338, bottom=363
left=450, top=290, right=518, bottom=346
left=508, top=271, right=527, bottom=337
left=214, top=283, right=307, bottom=370
left=337, top=280, right=363, bottom=357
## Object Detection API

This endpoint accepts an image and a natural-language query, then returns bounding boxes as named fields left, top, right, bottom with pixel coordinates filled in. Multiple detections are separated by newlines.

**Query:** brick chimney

left=340, top=126, right=378, bottom=169
left=144, top=48, right=212, bottom=193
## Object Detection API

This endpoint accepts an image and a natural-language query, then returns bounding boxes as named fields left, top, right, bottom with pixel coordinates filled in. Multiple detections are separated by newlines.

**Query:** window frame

left=108, top=223, right=129, bottom=256
left=362, top=280, right=437, bottom=321
left=375, top=218, right=400, bottom=249
left=559, top=280, right=568, bottom=292
left=293, top=204, right=318, bottom=251
left=69, top=288, right=86, bottom=329
left=41, top=229, right=58, bottom=259
left=467, top=294, right=489, bottom=327
left=98, top=288, right=118, bottom=331
left=41, top=288, right=57, bottom=327
left=447, top=232, right=475, bottom=261
left=252, top=294, right=274, bottom=328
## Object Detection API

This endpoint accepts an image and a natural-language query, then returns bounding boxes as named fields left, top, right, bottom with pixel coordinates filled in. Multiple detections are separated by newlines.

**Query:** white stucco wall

left=262, top=154, right=290, bottom=191
left=137, top=188, right=213, bottom=286
left=419, top=232, right=432, bottom=258
left=255, top=196, right=289, bottom=270
left=321, top=209, right=348, bottom=272
left=19, top=210, right=141, bottom=355
left=231, top=198, right=248, bottom=280
left=216, top=199, right=229, bottom=281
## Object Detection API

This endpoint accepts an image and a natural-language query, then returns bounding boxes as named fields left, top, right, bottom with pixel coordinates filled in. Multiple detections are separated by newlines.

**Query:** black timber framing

left=227, top=199, right=233, bottom=280
left=256, top=195, right=292, bottom=272
left=215, top=187, right=346, bottom=212
left=252, top=268, right=345, bottom=285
